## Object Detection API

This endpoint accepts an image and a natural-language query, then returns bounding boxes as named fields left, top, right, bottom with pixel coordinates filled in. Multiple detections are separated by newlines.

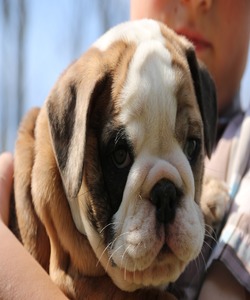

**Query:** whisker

left=202, top=239, right=213, bottom=251
left=122, top=244, right=132, bottom=281
left=96, top=240, right=115, bottom=268
left=121, top=240, right=144, bottom=282
left=204, top=223, right=217, bottom=236
left=133, top=242, right=142, bottom=282
left=121, top=244, right=131, bottom=266
left=110, top=231, right=130, bottom=250
left=204, top=233, right=218, bottom=245
left=124, top=249, right=130, bottom=281
left=106, top=244, right=126, bottom=272
left=204, top=226, right=218, bottom=243
left=194, top=255, right=200, bottom=273
left=96, top=231, right=130, bottom=268
left=199, top=250, right=207, bottom=272
left=100, top=222, right=122, bottom=234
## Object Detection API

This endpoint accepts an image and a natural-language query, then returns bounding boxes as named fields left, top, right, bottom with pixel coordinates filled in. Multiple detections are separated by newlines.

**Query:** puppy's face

left=47, top=20, right=217, bottom=291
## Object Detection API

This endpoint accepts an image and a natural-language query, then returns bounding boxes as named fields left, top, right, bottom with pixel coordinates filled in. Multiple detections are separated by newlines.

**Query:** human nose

left=181, top=0, right=212, bottom=11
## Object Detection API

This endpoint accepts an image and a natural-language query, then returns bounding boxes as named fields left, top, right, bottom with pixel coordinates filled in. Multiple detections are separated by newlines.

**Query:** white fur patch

left=79, top=19, right=204, bottom=291
left=94, top=19, right=166, bottom=51
left=119, top=38, right=177, bottom=154
left=103, top=21, right=204, bottom=289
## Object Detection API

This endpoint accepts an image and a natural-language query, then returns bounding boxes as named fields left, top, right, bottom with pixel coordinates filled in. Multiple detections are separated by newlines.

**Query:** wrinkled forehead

left=119, top=39, right=177, bottom=138
left=121, top=40, right=201, bottom=151
left=92, top=19, right=201, bottom=144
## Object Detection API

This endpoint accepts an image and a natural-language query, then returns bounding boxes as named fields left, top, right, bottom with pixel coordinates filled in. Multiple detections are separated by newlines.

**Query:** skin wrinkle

left=10, top=19, right=212, bottom=298
left=107, top=20, right=206, bottom=289
left=66, top=18, right=207, bottom=288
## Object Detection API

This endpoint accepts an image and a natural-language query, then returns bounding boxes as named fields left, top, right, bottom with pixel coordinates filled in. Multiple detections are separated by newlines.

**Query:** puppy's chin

left=106, top=199, right=204, bottom=291
left=109, top=249, right=186, bottom=292
left=82, top=194, right=204, bottom=292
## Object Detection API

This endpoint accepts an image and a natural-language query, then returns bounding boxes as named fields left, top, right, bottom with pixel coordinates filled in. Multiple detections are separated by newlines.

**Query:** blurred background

left=0, top=0, right=250, bottom=152
left=0, top=0, right=129, bottom=151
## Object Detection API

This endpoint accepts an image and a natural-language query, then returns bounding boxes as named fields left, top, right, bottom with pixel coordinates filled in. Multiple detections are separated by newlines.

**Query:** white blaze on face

left=94, top=19, right=166, bottom=52
left=119, top=40, right=177, bottom=151
left=105, top=27, right=204, bottom=289
left=81, top=19, right=205, bottom=291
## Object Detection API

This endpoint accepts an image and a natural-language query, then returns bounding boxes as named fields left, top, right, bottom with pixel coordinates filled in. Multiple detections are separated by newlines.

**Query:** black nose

left=150, top=179, right=180, bottom=224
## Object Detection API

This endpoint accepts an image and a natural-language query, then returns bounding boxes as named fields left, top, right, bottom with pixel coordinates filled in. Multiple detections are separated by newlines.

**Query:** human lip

left=176, top=29, right=212, bottom=52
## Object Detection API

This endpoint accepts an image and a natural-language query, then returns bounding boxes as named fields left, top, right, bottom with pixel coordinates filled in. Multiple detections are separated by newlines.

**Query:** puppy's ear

left=186, top=48, right=217, bottom=157
left=46, top=52, right=107, bottom=199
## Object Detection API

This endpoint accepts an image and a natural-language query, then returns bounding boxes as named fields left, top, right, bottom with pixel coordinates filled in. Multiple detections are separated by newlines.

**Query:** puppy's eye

left=112, top=147, right=132, bottom=168
left=184, top=138, right=200, bottom=162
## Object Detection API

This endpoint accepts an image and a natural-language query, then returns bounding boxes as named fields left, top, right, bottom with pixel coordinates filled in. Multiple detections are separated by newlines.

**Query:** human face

left=131, top=0, right=250, bottom=114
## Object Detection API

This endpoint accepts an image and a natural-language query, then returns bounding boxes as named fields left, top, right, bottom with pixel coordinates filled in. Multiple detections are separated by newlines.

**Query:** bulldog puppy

left=11, top=19, right=219, bottom=299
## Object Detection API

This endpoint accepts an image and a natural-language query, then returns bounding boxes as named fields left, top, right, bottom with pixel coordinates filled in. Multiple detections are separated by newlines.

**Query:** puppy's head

left=47, top=20, right=217, bottom=291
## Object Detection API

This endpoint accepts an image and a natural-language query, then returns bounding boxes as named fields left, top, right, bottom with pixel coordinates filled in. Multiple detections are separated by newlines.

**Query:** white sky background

left=0, top=0, right=250, bottom=151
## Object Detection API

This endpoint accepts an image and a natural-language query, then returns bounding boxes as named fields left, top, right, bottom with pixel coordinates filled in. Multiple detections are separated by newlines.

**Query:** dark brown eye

left=112, top=147, right=132, bottom=168
left=184, top=138, right=200, bottom=162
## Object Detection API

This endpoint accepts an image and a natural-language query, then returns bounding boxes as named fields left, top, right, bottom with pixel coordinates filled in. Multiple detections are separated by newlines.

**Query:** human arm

left=198, top=163, right=250, bottom=300
left=0, top=152, right=68, bottom=300
left=198, top=261, right=249, bottom=300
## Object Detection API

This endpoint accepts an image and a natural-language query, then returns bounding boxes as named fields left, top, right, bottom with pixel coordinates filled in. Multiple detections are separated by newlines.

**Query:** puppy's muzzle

left=150, top=179, right=182, bottom=224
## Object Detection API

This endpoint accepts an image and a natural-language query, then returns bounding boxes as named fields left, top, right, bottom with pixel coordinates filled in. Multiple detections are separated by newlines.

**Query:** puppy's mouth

left=104, top=196, right=204, bottom=290
left=111, top=239, right=172, bottom=267
left=113, top=236, right=186, bottom=289
left=159, top=242, right=172, bottom=256
left=106, top=220, right=187, bottom=288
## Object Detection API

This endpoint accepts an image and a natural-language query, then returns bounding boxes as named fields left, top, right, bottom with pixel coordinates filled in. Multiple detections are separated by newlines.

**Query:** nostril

left=150, top=179, right=180, bottom=224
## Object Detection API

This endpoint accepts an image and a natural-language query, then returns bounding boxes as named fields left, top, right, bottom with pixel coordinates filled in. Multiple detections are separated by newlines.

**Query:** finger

left=0, top=152, right=14, bottom=225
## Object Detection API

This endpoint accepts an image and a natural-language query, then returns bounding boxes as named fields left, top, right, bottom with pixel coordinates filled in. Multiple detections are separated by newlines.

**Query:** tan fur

left=13, top=108, right=50, bottom=271
left=13, top=103, right=176, bottom=300
left=11, top=20, right=223, bottom=299
left=173, top=54, right=205, bottom=205
left=12, top=34, right=177, bottom=299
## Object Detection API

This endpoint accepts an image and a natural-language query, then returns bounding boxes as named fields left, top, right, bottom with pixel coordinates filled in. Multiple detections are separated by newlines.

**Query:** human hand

left=0, top=152, right=68, bottom=299
left=0, top=152, right=14, bottom=225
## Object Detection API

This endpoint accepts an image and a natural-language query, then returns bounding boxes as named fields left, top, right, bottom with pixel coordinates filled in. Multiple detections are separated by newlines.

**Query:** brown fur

left=11, top=20, right=220, bottom=299
left=13, top=109, right=176, bottom=299
left=12, top=108, right=50, bottom=271
left=11, top=39, right=176, bottom=299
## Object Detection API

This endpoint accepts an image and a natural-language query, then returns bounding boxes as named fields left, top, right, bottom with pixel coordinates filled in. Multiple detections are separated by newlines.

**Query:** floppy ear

left=186, top=48, right=217, bottom=158
left=46, top=51, right=108, bottom=200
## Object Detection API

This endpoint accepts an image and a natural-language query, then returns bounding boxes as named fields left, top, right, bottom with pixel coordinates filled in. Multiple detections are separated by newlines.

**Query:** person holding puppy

left=0, top=0, right=250, bottom=299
